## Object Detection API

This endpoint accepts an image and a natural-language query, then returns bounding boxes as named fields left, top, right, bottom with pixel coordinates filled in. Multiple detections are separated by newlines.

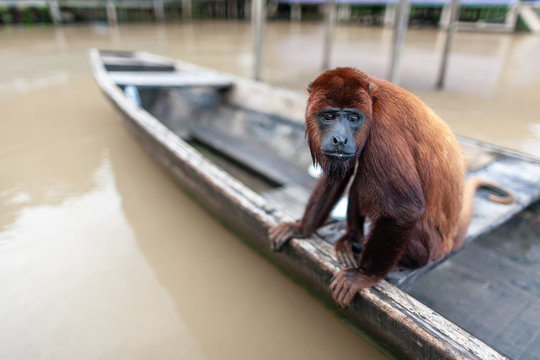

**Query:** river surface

left=0, top=21, right=538, bottom=359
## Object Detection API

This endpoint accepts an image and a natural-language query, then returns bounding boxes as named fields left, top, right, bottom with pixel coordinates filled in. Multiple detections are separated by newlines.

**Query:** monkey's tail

left=453, top=177, right=514, bottom=250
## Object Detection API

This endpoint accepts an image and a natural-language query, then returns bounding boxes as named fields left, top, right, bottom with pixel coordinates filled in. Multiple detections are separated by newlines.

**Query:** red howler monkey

left=269, top=68, right=513, bottom=308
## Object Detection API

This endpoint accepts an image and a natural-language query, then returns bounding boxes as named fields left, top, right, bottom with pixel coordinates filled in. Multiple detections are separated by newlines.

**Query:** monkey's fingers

left=331, top=273, right=352, bottom=308
left=270, top=232, right=288, bottom=252
left=270, top=228, right=292, bottom=251
left=268, top=224, right=286, bottom=239
left=331, top=269, right=364, bottom=308
left=269, top=223, right=302, bottom=252
left=335, top=281, right=351, bottom=308
left=329, top=270, right=345, bottom=292
left=342, top=247, right=357, bottom=268
left=348, top=254, right=357, bottom=268
left=335, top=240, right=357, bottom=268
left=339, top=286, right=357, bottom=308
left=337, top=251, right=355, bottom=268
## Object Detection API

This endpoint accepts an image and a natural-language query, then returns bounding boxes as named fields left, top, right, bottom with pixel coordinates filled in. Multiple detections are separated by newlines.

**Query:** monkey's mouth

left=322, top=151, right=354, bottom=160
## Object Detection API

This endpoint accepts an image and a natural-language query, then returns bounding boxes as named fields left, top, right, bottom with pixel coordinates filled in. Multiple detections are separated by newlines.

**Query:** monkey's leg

left=331, top=216, right=416, bottom=308
left=334, top=228, right=363, bottom=268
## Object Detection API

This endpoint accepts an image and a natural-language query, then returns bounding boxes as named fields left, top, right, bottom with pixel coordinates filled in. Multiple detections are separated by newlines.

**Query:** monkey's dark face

left=305, top=67, right=374, bottom=181
left=317, top=107, right=364, bottom=161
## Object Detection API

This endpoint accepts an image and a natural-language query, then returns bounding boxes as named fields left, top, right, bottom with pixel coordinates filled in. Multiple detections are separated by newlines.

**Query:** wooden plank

left=108, top=71, right=234, bottom=89
left=493, top=303, right=540, bottom=359
left=101, top=53, right=176, bottom=72
left=520, top=333, right=540, bottom=360
left=454, top=240, right=540, bottom=299
left=191, top=126, right=314, bottom=187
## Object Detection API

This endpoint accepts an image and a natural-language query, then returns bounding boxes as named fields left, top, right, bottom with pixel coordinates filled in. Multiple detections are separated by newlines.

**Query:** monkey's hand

left=334, top=232, right=362, bottom=268
left=330, top=268, right=379, bottom=308
left=269, top=222, right=303, bottom=252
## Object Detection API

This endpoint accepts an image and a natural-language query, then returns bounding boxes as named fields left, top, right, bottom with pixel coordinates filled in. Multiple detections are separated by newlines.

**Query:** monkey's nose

left=333, top=136, right=347, bottom=145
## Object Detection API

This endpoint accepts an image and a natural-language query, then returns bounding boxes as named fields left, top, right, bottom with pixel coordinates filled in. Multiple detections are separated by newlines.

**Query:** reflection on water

left=1, top=21, right=539, bottom=359
left=0, top=155, right=206, bottom=359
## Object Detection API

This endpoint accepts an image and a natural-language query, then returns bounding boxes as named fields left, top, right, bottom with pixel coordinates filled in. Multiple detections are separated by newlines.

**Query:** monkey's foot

left=334, top=237, right=358, bottom=268
left=268, top=222, right=302, bottom=252
left=330, top=268, right=378, bottom=308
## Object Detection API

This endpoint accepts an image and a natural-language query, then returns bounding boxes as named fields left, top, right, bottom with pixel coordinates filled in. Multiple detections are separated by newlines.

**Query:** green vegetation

left=0, top=2, right=522, bottom=27
left=0, top=6, right=51, bottom=25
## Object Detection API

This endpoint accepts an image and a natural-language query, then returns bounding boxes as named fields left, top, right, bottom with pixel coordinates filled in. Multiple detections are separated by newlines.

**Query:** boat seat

left=101, top=54, right=176, bottom=72
left=109, top=71, right=234, bottom=89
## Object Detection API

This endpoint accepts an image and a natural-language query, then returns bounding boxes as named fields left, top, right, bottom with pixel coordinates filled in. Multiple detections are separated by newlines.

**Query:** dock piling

left=388, top=0, right=410, bottom=85
left=322, top=0, right=337, bottom=71
left=47, top=0, right=61, bottom=25
left=252, top=0, right=266, bottom=81
left=437, top=0, right=460, bottom=89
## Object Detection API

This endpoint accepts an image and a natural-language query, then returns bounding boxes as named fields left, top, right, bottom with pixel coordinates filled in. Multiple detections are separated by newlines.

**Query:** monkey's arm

left=269, top=171, right=352, bottom=251
left=331, top=214, right=422, bottom=307
left=331, top=167, right=425, bottom=307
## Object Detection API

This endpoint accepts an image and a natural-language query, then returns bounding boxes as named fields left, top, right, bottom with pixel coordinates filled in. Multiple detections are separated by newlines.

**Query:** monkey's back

left=360, top=80, right=465, bottom=258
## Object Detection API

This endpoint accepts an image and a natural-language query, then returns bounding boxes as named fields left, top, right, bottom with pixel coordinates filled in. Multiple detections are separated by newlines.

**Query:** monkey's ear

left=368, top=82, right=374, bottom=96
left=305, top=83, right=312, bottom=93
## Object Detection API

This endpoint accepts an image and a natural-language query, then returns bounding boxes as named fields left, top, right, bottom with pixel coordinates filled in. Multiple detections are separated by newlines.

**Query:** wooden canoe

left=89, top=49, right=540, bottom=360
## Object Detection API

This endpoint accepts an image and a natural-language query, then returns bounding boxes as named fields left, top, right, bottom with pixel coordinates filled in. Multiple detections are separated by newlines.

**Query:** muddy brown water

left=1, top=22, right=538, bottom=359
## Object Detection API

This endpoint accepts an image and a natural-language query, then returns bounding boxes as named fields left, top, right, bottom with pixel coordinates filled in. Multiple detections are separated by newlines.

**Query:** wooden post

left=436, top=0, right=459, bottom=89
left=182, top=0, right=192, bottom=19
left=337, top=4, right=351, bottom=23
left=322, top=0, right=337, bottom=71
left=291, top=3, right=301, bottom=22
left=505, top=1, right=519, bottom=31
left=106, top=0, right=118, bottom=26
left=47, top=0, right=61, bottom=26
left=439, top=2, right=451, bottom=29
left=383, top=3, right=395, bottom=28
left=388, top=0, right=409, bottom=85
left=154, top=0, right=165, bottom=22
left=252, top=0, right=265, bottom=81
left=229, top=0, right=238, bottom=19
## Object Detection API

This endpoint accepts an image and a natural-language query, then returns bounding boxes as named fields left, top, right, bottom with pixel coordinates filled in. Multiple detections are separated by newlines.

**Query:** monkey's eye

left=349, top=114, right=361, bottom=123
left=323, top=113, right=334, bottom=121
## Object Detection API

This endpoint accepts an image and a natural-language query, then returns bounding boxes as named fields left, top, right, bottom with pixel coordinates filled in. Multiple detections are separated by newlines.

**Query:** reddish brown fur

left=269, top=67, right=512, bottom=307
left=306, top=68, right=464, bottom=261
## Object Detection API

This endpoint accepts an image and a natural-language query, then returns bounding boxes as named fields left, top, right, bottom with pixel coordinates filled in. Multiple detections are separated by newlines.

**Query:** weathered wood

left=389, top=0, right=410, bottom=85
left=90, top=49, right=530, bottom=360
left=437, top=0, right=460, bottom=89
left=322, top=0, right=337, bottom=71
left=252, top=0, right=265, bottom=81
